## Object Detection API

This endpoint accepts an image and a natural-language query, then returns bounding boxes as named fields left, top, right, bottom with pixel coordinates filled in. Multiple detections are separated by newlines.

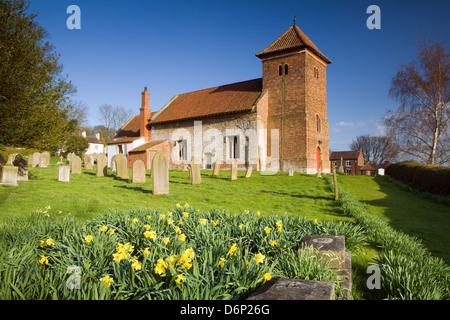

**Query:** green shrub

left=386, top=161, right=450, bottom=196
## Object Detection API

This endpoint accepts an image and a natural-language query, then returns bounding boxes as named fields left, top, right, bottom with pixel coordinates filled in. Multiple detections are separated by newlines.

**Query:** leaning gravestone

left=245, top=166, right=253, bottom=178
left=96, top=154, right=108, bottom=177
left=132, top=160, right=146, bottom=184
left=32, top=152, right=41, bottom=168
left=71, top=156, right=82, bottom=174
left=247, top=278, right=335, bottom=300
left=230, top=160, right=237, bottom=180
left=1, top=166, right=19, bottom=187
left=212, top=158, right=222, bottom=176
left=0, top=154, right=6, bottom=178
left=58, top=165, right=70, bottom=182
left=191, top=164, right=202, bottom=185
left=84, top=154, right=93, bottom=170
left=39, top=152, right=50, bottom=168
left=13, top=155, right=28, bottom=181
left=115, top=154, right=129, bottom=180
left=151, top=151, right=169, bottom=195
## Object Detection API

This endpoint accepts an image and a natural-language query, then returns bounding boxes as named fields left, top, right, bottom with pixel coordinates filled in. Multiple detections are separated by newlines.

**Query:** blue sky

left=28, top=0, right=450, bottom=151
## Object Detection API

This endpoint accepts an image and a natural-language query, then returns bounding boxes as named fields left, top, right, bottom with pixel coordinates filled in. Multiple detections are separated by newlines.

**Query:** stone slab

left=1, top=166, right=19, bottom=186
left=247, top=277, right=335, bottom=300
left=300, top=235, right=346, bottom=269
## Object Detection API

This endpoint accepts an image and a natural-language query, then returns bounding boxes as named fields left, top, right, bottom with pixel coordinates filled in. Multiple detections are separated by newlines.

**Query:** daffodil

left=262, top=273, right=272, bottom=281
left=144, top=231, right=156, bottom=239
left=199, top=218, right=207, bottom=225
left=146, top=215, right=152, bottom=220
left=132, top=218, right=139, bottom=223
left=167, top=218, right=173, bottom=225
left=142, top=248, right=150, bottom=256
left=99, top=275, right=114, bottom=287
left=131, top=260, right=142, bottom=271
left=166, top=255, right=177, bottom=267
left=175, top=274, right=185, bottom=284
left=183, top=212, right=189, bottom=218
left=179, top=234, right=186, bottom=242
left=39, top=256, right=49, bottom=265
left=239, top=224, right=245, bottom=230
left=256, top=211, right=261, bottom=217
left=314, top=219, right=318, bottom=224
left=219, top=258, right=227, bottom=267
left=145, top=224, right=151, bottom=230
left=270, top=240, right=277, bottom=247
left=163, top=237, right=170, bottom=245
left=167, top=211, right=173, bottom=216
left=264, top=227, right=271, bottom=234
left=160, top=214, right=166, bottom=220
left=227, top=243, right=238, bottom=256
left=85, top=235, right=93, bottom=243
left=100, top=225, right=108, bottom=232
left=176, top=203, right=182, bottom=208
left=254, top=253, right=265, bottom=264
left=108, top=229, right=115, bottom=235
left=184, top=203, right=190, bottom=207
left=174, top=227, right=181, bottom=234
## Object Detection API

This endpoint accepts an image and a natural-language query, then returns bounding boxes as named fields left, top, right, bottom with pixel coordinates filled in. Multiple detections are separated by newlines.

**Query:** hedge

left=385, top=161, right=450, bottom=196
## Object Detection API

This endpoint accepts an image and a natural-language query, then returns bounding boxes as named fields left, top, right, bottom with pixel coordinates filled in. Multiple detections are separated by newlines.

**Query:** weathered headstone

left=58, top=165, right=70, bottom=182
left=110, top=155, right=117, bottom=172
left=247, top=278, right=335, bottom=300
left=71, top=155, right=82, bottom=174
left=84, top=154, right=93, bottom=170
left=13, top=155, right=28, bottom=181
left=96, top=153, right=108, bottom=177
left=288, top=169, right=294, bottom=176
left=57, top=156, right=64, bottom=166
left=300, top=235, right=346, bottom=269
left=39, top=152, right=50, bottom=168
left=245, top=166, right=253, bottom=178
left=115, top=154, right=129, bottom=180
left=1, top=166, right=19, bottom=186
left=132, top=160, right=146, bottom=184
left=66, top=152, right=75, bottom=164
left=338, top=157, right=344, bottom=173
left=32, top=152, right=41, bottom=168
left=7, top=153, right=18, bottom=165
left=230, top=160, right=237, bottom=180
left=151, top=151, right=169, bottom=195
left=212, top=158, right=222, bottom=176
left=191, top=164, right=202, bottom=185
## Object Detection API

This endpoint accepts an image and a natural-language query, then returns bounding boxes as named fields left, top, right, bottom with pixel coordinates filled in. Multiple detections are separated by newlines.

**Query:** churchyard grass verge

left=324, top=176, right=450, bottom=300
left=0, top=205, right=366, bottom=300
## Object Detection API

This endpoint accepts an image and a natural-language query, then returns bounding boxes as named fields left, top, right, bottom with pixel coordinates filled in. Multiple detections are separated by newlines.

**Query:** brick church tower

left=256, top=21, right=332, bottom=173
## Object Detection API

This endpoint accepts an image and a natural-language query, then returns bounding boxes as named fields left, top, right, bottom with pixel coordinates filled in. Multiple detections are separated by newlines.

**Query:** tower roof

left=256, top=24, right=331, bottom=64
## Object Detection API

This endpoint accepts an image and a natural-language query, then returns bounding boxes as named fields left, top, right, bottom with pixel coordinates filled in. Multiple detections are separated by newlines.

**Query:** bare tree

left=384, top=39, right=450, bottom=165
left=97, top=104, right=132, bottom=142
left=67, top=100, right=89, bottom=132
left=350, top=135, right=398, bottom=166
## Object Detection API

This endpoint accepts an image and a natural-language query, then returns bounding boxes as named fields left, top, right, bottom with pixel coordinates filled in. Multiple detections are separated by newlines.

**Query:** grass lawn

left=0, top=157, right=351, bottom=224
left=338, top=175, right=450, bottom=264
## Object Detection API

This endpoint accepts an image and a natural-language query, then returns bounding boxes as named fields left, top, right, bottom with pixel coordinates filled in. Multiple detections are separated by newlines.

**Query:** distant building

left=329, top=150, right=364, bottom=175
left=82, top=130, right=104, bottom=155
left=360, top=162, right=377, bottom=176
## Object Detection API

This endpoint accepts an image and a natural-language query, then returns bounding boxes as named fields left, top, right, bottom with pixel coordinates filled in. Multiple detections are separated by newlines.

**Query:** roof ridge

left=178, top=78, right=262, bottom=96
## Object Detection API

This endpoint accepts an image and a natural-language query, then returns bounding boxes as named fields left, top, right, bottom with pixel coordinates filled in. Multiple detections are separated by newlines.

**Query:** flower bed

left=0, top=204, right=366, bottom=300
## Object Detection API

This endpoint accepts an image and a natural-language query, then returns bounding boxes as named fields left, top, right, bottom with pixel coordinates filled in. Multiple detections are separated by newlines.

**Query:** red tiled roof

left=330, top=151, right=361, bottom=160
left=256, top=24, right=331, bottom=64
left=151, top=79, right=263, bottom=124
left=360, top=162, right=377, bottom=171
left=115, top=115, right=141, bottom=138
left=107, top=136, right=142, bottom=145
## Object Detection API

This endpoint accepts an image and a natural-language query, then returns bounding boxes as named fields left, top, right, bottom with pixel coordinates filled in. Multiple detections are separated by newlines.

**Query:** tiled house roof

left=329, top=151, right=361, bottom=160
left=150, top=79, right=263, bottom=124
left=256, top=24, right=331, bottom=64
left=114, top=115, right=141, bottom=138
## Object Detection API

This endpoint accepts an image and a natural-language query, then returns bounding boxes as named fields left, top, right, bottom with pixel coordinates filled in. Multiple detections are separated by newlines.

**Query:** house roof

left=115, top=115, right=141, bottom=138
left=330, top=151, right=362, bottom=160
left=86, top=137, right=102, bottom=144
left=360, top=162, right=377, bottom=171
left=256, top=24, right=331, bottom=64
left=107, top=136, right=142, bottom=145
left=150, top=79, right=263, bottom=124
left=129, top=140, right=166, bottom=153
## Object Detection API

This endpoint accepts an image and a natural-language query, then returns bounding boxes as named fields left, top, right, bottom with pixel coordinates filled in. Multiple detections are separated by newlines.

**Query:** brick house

left=109, top=22, right=332, bottom=173
left=329, top=150, right=364, bottom=175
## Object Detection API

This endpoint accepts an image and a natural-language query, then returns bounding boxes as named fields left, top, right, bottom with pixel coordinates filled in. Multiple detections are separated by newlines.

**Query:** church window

left=178, top=140, right=187, bottom=161
left=228, top=136, right=240, bottom=160
left=316, top=114, right=321, bottom=133
left=285, top=64, right=289, bottom=75
left=279, top=65, right=282, bottom=76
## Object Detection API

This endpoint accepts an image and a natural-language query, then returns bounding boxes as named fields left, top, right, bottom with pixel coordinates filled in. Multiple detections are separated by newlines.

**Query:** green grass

left=0, top=157, right=350, bottom=224
left=337, top=175, right=450, bottom=264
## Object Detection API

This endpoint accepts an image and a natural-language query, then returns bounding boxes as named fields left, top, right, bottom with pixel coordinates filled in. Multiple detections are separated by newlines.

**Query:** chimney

left=81, top=130, right=86, bottom=138
left=96, top=131, right=100, bottom=140
left=140, top=87, right=151, bottom=141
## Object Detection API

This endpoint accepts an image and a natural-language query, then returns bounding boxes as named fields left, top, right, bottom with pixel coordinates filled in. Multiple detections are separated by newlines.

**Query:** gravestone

left=338, top=157, right=344, bottom=173
left=91, top=153, right=98, bottom=163
left=230, top=160, right=237, bottom=180
left=316, top=167, right=322, bottom=178
left=132, top=160, right=146, bottom=184
left=7, top=153, right=18, bottom=165
left=1, top=166, right=19, bottom=186
left=191, top=164, right=202, bottom=184
left=71, top=155, right=82, bottom=174
left=0, top=154, right=6, bottom=178
left=151, top=151, right=169, bottom=195
left=13, top=155, right=28, bottom=181
left=212, top=158, right=222, bottom=176
left=58, top=165, right=70, bottom=182
left=66, top=152, right=75, bottom=164
left=32, top=152, right=41, bottom=168
left=247, top=278, right=335, bottom=300
left=57, top=156, right=64, bottom=166
left=96, top=153, right=108, bottom=177
left=39, top=152, right=50, bottom=168
left=288, top=169, right=294, bottom=176
left=84, top=154, right=93, bottom=170
left=115, top=154, right=129, bottom=180
left=110, top=155, right=117, bottom=172
left=187, top=164, right=192, bottom=180
left=245, top=166, right=253, bottom=178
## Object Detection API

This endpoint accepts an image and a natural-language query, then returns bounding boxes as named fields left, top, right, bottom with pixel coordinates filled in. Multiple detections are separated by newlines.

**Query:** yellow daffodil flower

left=264, top=227, right=271, bottom=234
left=262, top=273, right=272, bottom=281
left=254, top=253, right=266, bottom=264
left=227, top=243, right=238, bottom=256
left=131, top=260, right=142, bottom=271
left=270, top=240, right=277, bottom=247
left=39, top=256, right=49, bottom=265
left=175, top=274, right=185, bottom=284
left=85, top=235, right=93, bottom=243
left=199, top=218, right=207, bottom=225
left=219, top=258, right=227, bottom=267
left=99, top=275, right=114, bottom=287
left=163, top=237, right=170, bottom=245
left=183, top=212, right=189, bottom=218
left=179, top=234, right=186, bottom=242
left=142, top=248, right=150, bottom=256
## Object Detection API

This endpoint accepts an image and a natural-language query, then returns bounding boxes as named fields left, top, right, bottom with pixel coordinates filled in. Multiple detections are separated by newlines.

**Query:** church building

left=107, top=22, right=332, bottom=174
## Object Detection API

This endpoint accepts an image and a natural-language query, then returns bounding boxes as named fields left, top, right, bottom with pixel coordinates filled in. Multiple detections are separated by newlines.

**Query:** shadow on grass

left=261, top=190, right=332, bottom=201
left=114, top=185, right=153, bottom=194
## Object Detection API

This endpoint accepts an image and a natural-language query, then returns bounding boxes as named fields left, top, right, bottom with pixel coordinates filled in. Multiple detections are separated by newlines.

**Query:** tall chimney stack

left=140, top=87, right=151, bottom=141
